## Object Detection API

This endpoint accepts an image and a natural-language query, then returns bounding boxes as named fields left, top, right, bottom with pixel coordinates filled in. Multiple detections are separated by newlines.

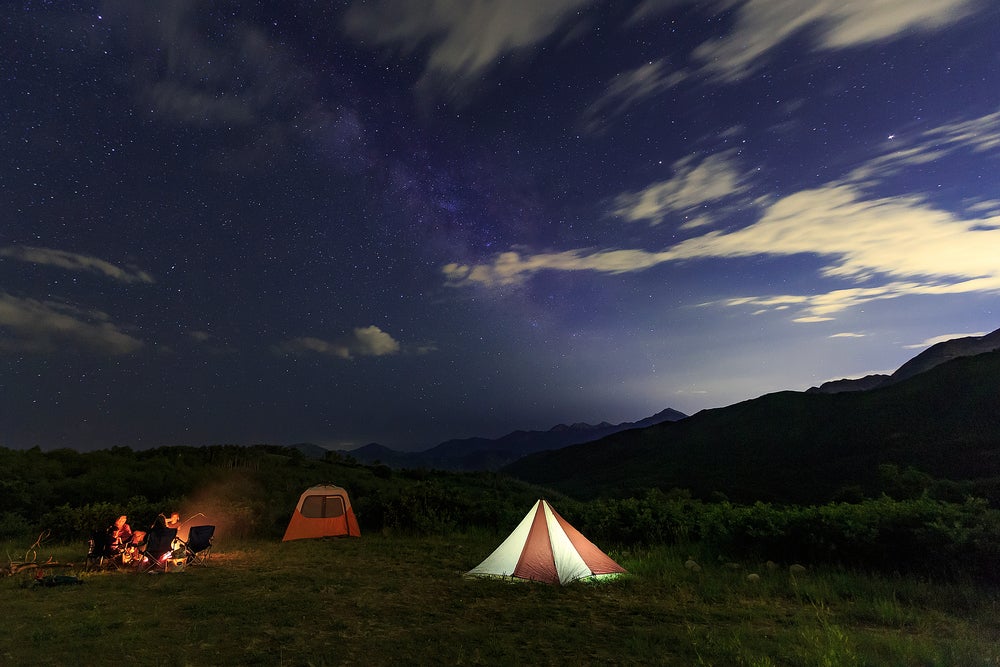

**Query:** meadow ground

left=2, top=532, right=998, bottom=666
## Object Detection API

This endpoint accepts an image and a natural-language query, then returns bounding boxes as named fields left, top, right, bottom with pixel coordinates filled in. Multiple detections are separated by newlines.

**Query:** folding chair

left=139, top=527, right=177, bottom=572
left=184, top=525, right=215, bottom=566
left=85, top=529, right=119, bottom=571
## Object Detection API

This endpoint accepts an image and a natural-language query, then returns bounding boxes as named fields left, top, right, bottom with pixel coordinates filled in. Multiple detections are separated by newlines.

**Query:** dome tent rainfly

left=467, top=499, right=626, bottom=585
left=282, top=484, right=360, bottom=541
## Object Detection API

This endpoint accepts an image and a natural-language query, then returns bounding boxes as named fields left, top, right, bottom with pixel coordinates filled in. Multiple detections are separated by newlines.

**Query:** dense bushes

left=2, top=445, right=1000, bottom=582
left=38, top=496, right=177, bottom=540
left=569, top=490, right=1000, bottom=582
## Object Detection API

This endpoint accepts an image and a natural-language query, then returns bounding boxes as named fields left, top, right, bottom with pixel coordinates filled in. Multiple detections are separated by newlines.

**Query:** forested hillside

left=505, top=351, right=1000, bottom=504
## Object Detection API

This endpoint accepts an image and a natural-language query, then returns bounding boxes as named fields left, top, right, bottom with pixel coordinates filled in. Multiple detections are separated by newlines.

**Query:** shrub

left=0, top=511, right=32, bottom=538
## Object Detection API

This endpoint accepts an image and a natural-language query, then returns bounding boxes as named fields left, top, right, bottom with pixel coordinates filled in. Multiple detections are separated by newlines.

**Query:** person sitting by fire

left=122, top=529, right=145, bottom=564
left=150, top=511, right=185, bottom=558
left=110, top=515, right=133, bottom=553
left=152, top=511, right=181, bottom=530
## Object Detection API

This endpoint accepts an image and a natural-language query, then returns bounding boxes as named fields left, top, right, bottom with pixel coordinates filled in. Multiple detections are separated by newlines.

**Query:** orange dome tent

left=282, top=484, right=360, bottom=541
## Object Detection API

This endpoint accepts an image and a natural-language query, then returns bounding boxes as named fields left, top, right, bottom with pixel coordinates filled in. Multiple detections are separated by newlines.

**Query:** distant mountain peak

left=889, top=327, right=1000, bottom=384
left=349, top=443, right=395, bottom=456
left=549, top=421, right=614, bottom=432
left=809, top=326, right=1000, bottom=394
left=342, top=408, right=687, bottom=471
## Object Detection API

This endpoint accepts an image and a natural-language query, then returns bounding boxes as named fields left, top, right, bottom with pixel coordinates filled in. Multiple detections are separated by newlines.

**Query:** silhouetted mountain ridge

left=505, top=344, right=1000, bottom=504
left=341, top=407, right=687, bottom=471
left=808, top=328, right=1000, bottom=393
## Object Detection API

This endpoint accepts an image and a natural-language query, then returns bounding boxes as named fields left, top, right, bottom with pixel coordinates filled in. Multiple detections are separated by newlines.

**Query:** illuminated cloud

left=444, top=110, right=1000, bottom=322
left=342, top=0, right=593, bottom=91
left=0, top=246, right=154, bottom=284
left=634, top=0, right=978, bottom=82
left=666, top=184, right=1000, bottom=285
left=353, top=325, right=402, bottom=356
left=582, top=59, right=688, bottom=132
left=612, top=152, right=749, bottom=225
left=0, top=292, right=144, bottom=354
left=679, top=178, right=1000, bottom=319
left=275, top=326, right=402, bottom=360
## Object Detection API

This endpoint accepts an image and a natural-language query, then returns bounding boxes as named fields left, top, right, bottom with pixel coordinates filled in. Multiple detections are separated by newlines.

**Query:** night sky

left=3, top=0, right=999, bottom=452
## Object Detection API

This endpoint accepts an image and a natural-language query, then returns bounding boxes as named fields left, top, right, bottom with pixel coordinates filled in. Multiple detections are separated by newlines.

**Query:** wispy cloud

left=0, top=292, right=144, bottom=354
left=635, top=0, right=979, bottom=82
left=443, top=247, right=675, bottom=287
left=922, top=108, right=1000, bottom=154
left=612, top=152, right=750, bottom=225
left=275, top=326, right=402, bottom=360
left=342, top=0, right=594, bottom=94
left=793, top=316, right=836, bottom=323
left=105, top=0, right=306, bottom=128
left=582, top=59, right=687, bottom=133
left=720, top=278, right=1000, bottom=322
left=103, top=0, right=357, bottom=172
left=849, top=109, right=1000, bottom=183
left=0, top=246, right=154, bottom=284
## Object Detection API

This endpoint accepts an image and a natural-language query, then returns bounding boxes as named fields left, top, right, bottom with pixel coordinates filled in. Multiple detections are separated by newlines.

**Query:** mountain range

left=339, top=408, right=687, bottom=471
left=504, top=328, right=1000, bottom=504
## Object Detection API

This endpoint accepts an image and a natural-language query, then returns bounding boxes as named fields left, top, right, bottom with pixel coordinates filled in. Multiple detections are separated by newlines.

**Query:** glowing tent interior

left=282, top=484, right=361, bottom=541
left=467, top=499, right=626, bottom=585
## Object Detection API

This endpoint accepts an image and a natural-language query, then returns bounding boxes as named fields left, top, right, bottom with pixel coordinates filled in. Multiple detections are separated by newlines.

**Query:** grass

left=2, top=533, right=999, bottom=666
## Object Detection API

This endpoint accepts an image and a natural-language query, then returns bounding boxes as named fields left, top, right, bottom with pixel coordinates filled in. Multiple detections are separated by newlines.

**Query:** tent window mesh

left=301, top=495, right=346, bottom=519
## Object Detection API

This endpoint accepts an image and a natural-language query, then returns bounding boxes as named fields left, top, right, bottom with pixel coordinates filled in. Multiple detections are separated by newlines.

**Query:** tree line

left=2, top=445, right=998, bottom=582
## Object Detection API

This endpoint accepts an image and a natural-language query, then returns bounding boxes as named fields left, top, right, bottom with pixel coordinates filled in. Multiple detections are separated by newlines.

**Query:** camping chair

left=183, top=525, right=215, bottom=566
left=85, top=529, right=119, bottom=571
left=138, top=527, right=177, bottom=572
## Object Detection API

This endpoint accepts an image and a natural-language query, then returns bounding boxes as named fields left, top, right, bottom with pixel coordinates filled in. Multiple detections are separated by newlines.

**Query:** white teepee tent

left=467, top=499, right=626, bottom=585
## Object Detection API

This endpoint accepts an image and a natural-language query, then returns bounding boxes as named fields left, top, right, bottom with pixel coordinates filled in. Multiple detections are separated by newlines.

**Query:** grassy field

left=2, top=532, right=998, bottom=666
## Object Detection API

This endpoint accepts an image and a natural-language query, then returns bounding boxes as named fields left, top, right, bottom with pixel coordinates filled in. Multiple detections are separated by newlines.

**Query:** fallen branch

left=3, top=559, right=77, bottom=577
left=2, top=530, right=74, bottom=576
